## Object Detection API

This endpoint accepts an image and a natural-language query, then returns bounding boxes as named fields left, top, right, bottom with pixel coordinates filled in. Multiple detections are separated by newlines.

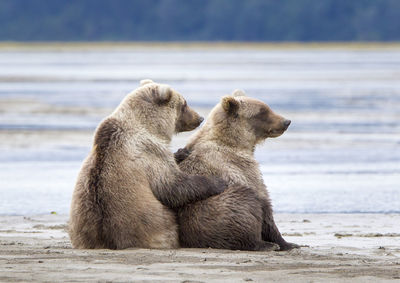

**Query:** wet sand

left=1, top=46, right=399, bottom=215
left=1, top=214, right=399, bottom=282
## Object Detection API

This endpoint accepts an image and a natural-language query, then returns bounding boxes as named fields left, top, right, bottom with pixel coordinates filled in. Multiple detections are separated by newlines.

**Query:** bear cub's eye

left=254, top=108, right=268, bottom=120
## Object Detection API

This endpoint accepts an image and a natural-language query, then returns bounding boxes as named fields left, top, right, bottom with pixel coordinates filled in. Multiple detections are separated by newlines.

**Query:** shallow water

left=0, top=45, right=399, bottom=215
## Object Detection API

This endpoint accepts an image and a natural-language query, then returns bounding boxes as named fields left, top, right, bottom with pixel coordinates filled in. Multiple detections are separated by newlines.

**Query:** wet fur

left=178, top=185, right=278, bottom=251
left=175, top=94, right=298, bottom=251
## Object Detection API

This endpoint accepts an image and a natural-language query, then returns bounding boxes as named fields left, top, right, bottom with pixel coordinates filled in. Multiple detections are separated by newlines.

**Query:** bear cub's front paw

left=174, top=148, right=191, bottom=164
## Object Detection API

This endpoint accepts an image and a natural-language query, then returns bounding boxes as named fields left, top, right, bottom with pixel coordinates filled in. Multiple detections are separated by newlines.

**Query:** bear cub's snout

left=283, top=119, right=291, bottom=128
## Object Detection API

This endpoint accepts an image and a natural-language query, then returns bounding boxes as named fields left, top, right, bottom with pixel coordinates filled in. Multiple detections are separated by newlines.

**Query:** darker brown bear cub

left=69, top=80, right=226, bottom=249
left=175, top=90, right=299, bottom=251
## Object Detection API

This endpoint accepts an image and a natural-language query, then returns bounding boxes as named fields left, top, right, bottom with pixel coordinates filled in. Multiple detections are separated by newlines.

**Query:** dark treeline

left=1, top=0, right=399, bottom=41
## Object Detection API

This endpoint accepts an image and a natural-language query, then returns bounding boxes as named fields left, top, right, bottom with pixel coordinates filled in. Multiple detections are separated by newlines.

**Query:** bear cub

left=69, top=80, right=226, bottom=249
left=175, top=90, right=299, bottom=251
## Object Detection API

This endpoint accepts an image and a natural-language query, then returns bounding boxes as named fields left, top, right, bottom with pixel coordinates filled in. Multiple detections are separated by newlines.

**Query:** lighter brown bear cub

left=69, top=80, right=225, bottom=249
left=175, top=90, right=299, bottom=251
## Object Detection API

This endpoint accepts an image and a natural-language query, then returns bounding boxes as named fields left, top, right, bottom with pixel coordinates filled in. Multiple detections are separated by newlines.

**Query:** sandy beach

left=1, top=213, right=399, bottom=282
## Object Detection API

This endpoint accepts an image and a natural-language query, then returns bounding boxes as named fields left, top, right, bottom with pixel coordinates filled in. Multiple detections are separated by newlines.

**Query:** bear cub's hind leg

left=261, top=203, right=300, bottom=251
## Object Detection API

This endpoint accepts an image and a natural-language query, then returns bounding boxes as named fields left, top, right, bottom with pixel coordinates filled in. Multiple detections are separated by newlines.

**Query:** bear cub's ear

left=155, top=85, right=173, bottom=105
left=221, top=96, right=239, bottom=115
left=231, top=89, right=246, bottom=97
left=140, top=79, right=154, bottom=86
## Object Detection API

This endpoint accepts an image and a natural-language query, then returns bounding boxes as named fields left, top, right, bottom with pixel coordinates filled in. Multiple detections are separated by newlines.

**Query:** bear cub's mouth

left=268, top=130, right=286, bottom=138
left=268, top=119, right=291, bottom=138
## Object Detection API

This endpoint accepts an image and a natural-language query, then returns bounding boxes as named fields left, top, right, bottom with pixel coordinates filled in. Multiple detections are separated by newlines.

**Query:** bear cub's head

left=137, top=79, right=203, bottom=134
left=211, top=89, right=291, bottom=145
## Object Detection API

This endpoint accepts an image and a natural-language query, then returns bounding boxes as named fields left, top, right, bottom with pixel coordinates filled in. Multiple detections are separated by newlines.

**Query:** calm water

left=0, top=45, right=399, bottom=215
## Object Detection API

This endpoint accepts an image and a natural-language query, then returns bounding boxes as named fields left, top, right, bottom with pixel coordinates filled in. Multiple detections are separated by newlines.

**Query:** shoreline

left=1, top=41, right=400, bottom=51
left=1, top=213, right=399, bottom=282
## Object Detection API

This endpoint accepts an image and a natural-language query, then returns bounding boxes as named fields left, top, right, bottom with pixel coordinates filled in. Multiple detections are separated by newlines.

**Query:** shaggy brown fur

left=69, top=80, right=225, bottom=249
left=175, top=90, right=298, bottom=251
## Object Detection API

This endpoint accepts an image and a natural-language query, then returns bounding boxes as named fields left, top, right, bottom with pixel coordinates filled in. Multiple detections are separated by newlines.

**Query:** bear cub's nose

left=283, top=119, right=291, bottom=129
left=199, top=117, right=204, bottom=123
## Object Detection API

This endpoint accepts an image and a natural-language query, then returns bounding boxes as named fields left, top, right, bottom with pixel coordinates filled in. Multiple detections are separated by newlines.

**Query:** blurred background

left=0, top=0, right=399, bottom=215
